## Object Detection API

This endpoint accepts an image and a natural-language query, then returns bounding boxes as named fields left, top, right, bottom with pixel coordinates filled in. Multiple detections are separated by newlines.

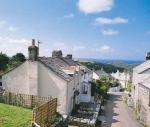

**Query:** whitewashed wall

left=2, top=62, right=29, bottom=94
left=67, top=79, right=76, bottom=114
left=132, top=72, right=150, bottom=108
left=93, top=72, right=99, bottom=80
left=2, top=61, right=38, bottom=95
left=28, top=61, right=38, bottom=95
left=38, top=62, right=70, bottom=115
left=138, top=85, right=150, bottom=126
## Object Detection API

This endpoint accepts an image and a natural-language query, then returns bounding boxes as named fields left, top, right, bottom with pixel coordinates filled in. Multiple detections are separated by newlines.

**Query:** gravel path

left=101, top=92, right=142, bottom=127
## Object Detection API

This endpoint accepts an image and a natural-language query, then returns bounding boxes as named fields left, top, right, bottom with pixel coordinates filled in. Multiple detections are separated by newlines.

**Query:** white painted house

left=132, top=53, right=150, bottom=126
left=111, top=70, right=131, bottom=88
left=2, top=39, right=92, bottom=116
left=93, top=68, right=109, bottom=80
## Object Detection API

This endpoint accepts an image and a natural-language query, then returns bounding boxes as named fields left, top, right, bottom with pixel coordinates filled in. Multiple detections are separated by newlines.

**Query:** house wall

left=138, top=84, right=150, bottom=126
left=112, top=71, right=131, bottom=88
left=38, top=62, right=71, bottom=115
left=67, top=79, right=75, bottom=114
left=2, top=61, right=38, bottom=95
left=132, top=72, right=150, bottom=108
left=2, top=62, right=29, bottom=94
left=27, top=61, right=38, bottom=95
left=93, top=72, right=99, bottom=80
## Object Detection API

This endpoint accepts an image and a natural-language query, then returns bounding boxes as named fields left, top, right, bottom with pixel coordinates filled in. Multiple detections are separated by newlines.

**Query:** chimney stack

left=146, top=52, right=150, bottom=60
left=28, top=39, right=39, bottom=61
left=65, top=54, right=72, bottom=59
left=52, top=50, right=63, bottom=58
left=32, top=39, right=35, bottom=46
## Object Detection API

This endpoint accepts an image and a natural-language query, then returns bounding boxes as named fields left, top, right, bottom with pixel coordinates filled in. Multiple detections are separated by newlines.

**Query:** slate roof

left=1, top=56, right=87, bottom=82
left=133, top=60, right=150, bottom=74
left=95, top=69, right=109, bottom=77
left=38, top=57, right=73, bottom=81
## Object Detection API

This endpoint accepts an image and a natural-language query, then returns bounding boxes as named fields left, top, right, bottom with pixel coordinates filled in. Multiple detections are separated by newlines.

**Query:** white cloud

left=0, top=36, right=30, bottom=56
left=92, top=45, right=113, bottom=53
left=64, top=13, right=74, bottom=18
left=0, top=20, right=20, bottom=32
left=74, top=46, right=85, bottom=51
left=8, top=26, right=19, bottom=32
left=78, top=0, right=113, bottom=14
left=101, top=29, right=119, bottom=35
left=100, top=45, right=111, bottom=51
left=96, top=17, right=128, bottom=25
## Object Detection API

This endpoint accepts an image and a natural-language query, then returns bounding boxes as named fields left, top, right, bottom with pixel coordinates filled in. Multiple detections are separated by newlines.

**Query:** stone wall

left=138, top=84, right=150, bottom=127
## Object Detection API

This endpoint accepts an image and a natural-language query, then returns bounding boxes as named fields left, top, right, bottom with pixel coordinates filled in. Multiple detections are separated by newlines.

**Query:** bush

left=91, top=79, right=109, bottom=98
left=127, top=83, right=132, bottom=92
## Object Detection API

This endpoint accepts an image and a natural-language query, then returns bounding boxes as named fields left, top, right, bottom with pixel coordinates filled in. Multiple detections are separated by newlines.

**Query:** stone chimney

left=52, top=50, right=63, bottom=58
left=65, top=54, right=72, bottom=59
left=146, top=52, right=150, bottom=60
left=28, top=39, right=39, bottom=61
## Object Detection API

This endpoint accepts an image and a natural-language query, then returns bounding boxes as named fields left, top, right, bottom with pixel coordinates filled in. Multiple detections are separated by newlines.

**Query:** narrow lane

left=102, top=92, right=142, bottom=127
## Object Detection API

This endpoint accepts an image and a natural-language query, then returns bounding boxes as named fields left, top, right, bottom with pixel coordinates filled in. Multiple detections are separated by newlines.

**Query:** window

left=83, top=85, right=88, bottom=94
left=0, top=82, right=2, bottom=86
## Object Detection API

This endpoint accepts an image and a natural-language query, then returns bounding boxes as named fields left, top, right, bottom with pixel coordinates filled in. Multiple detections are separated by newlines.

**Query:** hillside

left=106, top=61, right=139, bottom=71
left=80, top=62, right=125, bottom=73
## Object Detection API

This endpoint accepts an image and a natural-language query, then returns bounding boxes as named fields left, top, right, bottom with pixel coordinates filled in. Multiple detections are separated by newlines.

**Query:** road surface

left=101, top=92, right=142, bottom=127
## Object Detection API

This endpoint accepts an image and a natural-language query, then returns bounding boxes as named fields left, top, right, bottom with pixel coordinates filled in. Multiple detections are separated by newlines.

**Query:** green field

left=0, top=103, right=32, bottom=127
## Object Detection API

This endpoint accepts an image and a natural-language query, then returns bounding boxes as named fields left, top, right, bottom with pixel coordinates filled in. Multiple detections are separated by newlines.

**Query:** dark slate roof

left=95, top=69, right=109, bottom=77
left=38, top=57, right=73, bottom=81
left=2, top=56, right=86, bottom=82
left=61, top=58, right=79, bottom=66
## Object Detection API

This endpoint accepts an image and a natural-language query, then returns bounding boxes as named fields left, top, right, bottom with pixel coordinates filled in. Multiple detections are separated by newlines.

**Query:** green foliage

left=91, top=79, right=109, bottom=97
left=12, top=53, right=26, bottom=62
left=81, top=62, right=124, bottom=73
left=100, top=76, right=108, bottom=82
left=8, top=53, right=26, bottom=69
left=127, top=82, right=132, bottom=92
left=0, top=53, right=9, bottom=71
left=110, top=80, right=120, bottom=87
left=0, top=103, right=32, bottom=127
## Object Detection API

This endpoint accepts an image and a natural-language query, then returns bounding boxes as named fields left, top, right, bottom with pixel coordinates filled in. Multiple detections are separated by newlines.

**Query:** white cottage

left=111, top=70, right=131, bottom=88
left=132, top=53, right=150, bottom=126
left=2, top=39, right=92, bottom=115
left=93, top=68, right=109, bottom=80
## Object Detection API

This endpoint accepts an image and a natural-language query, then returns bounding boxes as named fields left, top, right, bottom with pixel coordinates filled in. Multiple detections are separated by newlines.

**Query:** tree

left=8, top=53, right=26, bottom=69
left=0, top=53, right=9, bottom=71
left=11, top=53, right=26, bottom=62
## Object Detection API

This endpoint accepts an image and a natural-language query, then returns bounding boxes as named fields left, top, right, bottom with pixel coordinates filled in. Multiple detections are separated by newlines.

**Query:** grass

left=0, top=103, right=32, bottom=127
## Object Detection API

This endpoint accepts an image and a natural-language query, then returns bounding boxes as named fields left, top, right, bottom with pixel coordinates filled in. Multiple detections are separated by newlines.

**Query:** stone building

left=111, top=70, right=131, bottom=88
left=132, top=53, right=150, bottom=126
left=2, top=39, right=93, bottom=116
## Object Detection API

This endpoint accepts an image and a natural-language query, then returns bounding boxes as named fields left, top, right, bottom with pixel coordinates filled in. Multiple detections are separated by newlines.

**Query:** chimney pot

left=52, top=50, right=63, bottom=58
left=66, top=54, right=72, bottom=59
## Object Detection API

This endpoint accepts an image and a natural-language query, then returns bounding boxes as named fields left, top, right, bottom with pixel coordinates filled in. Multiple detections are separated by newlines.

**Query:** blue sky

left=0, top=0, right=150, bottom=60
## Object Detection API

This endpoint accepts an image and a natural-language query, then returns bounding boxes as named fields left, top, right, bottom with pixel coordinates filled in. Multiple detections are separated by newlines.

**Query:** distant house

left=111, top=70, right=131, bottom=88
left=132, top=53, right=150, bottom=126
left=93, top=68, right=109, bottom=80
left=2, top=39, right=93, bottom=116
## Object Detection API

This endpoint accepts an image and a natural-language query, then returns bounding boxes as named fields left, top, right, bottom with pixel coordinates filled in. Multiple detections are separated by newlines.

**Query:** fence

left=0, top=92, right=53, bottom=108
left=0, top=92, right=58, bottom=127
left=32, top=98, right=57, bottom=127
